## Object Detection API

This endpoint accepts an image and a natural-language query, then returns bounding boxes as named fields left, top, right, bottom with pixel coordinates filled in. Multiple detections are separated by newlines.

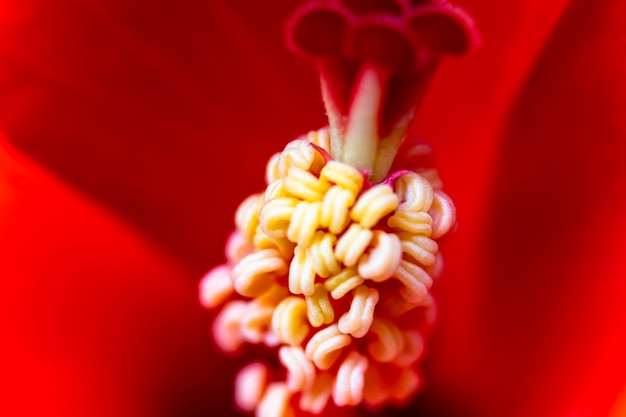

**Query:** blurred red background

left=1, top=0, right=625, bottom=416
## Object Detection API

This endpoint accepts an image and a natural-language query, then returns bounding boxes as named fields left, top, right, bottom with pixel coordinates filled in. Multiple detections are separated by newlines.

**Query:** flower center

left=200, top=1, right=480, bottom=415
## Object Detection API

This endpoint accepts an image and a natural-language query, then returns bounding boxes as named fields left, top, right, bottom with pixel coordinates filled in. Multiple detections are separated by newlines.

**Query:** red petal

left=0, top=137, right=231, bottom=417
left=474, top=0, right=626, bottom=413
left=0, top=0, right=327, bottom=270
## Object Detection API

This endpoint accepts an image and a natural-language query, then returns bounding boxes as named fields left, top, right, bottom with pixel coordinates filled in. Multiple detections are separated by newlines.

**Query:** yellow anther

left=394, top=172, right=434, bottom=213
left=240, top=285, right=286, bottom=345
left=338, top=285, right=379, bottom=338
left=225, top=231, right=254, bottom=264
left=394, top=330, right=425, bottom=366
left=272, top=296, right=310, bottom=346
left=259, top=197, right=300, bottom=239
left=350, top=184, right=399, bottom=228
left=394, top=260, right=433, bottom=304
left=286, top=201, right=322, bottom=248
left=231, top=249, right=288, bottom=298
left=212, top=300, right=247, bottom=353
left=278, top=138, right=319, bottom=178
left=279, top=346, right=316, bottom=392
left=399, top=232, right=438, bottom=267
left=306, top=127, right=332, bottom=155
left=241, top=301, right=275, bottom=344
left=235, top=193, right=263, bottom=240
left=253, top=226, right=296, bottom=259
left=289, top=246, right=317, bottom=296
left=307, top=232, right=341, bottom=278
left=265, top=139, right=323, bottom=180
left=265, top=152, right=282, bottom=184
left=430, top=190, right=457, bottom=239
left=427, top=252, right=445, bottom=281
left=332, top=350, right=369, bottom=407
left=367, top=317, right=404, bottom=363
left=256, top=284, right=290, bottom=306
left=358, top=230, right=402, bottom=282
left=387, top=210, right=433, bottom=235
left=199, top=264, right=234, bottom=309
left=320, top=185, right=355, bottom=234
left=319, top=160, right=364, bottom=196
left=235, top=362, right=268, bottom=413
left=323, top=267, right=364, bottom=300
left=284, top=166, right=329, bottom=201
left=264, top=179, right=293, bottom=202
left=304, top=133, right=328, bottom=175
left=306, top=284, right=335, bottom=327
left=335, top=224, right=373, bottom=267
left=299, top=372, right=334, bottom=414
left=257, top=382, right=295, bottom=417
left=305, top=324, right=352, bottom=370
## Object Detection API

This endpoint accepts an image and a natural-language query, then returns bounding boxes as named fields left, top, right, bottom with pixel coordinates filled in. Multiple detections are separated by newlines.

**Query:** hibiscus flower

left=1, top=1, right=625, bottom=417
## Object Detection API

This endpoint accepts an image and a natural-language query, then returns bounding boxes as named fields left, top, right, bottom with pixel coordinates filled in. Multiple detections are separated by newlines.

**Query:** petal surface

left=0, top=136, right=234, bottom=417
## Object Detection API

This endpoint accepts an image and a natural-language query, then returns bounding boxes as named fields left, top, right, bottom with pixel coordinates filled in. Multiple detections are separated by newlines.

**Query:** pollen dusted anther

left=200, top=0, right=479, bottom=415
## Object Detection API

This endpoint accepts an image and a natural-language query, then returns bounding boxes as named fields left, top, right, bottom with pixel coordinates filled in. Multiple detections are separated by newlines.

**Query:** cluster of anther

left=200, top=128, right=456, bottom=416
left=287, top=0, right=479, bottom=137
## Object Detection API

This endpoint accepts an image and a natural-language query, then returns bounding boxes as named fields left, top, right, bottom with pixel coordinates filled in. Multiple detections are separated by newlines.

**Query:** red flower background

left=1, top=0, right=625, bottom=416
